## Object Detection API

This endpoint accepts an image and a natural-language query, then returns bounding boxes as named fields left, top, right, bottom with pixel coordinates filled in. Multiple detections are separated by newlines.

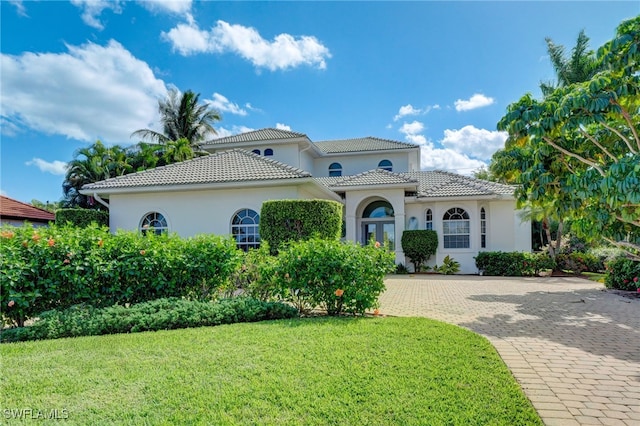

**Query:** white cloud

left=138, top=0, right=192, bottom=15
left=1, top=40, right=167, bottom=143
left=454, top=93, right=495, bottom=112
left=70, top=0, right=123, bottom=30
left=399, top=120, right=425, bottom=136
left=26, top=158, right=68, bottom=176
left=9, top=0, right=27, bottom=17
left=208, top=93, right=247, bottom=116
left=441, top=126, right=507, bottom=161
left=213, top=125, right=255, bottom=139
left=163, top=20, right=331, bottom=71
left=275, top=123, right=291, bottom=131
left=393, top=103, right=441, bottom=121
left=397, top=121, right=488, bottom=174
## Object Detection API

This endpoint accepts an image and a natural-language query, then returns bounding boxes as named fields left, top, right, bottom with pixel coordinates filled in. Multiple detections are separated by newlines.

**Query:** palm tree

left=131, top=89, right=221, bottom=148
left=540, top=30, right=601, bottom=96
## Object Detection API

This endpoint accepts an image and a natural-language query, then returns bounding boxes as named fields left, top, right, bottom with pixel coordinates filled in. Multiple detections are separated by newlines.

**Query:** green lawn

left=1, top=317, right=541, bottom=425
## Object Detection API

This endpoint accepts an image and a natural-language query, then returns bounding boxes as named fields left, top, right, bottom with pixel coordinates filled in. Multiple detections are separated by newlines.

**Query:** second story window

left=378, top=159, right=392, bottom=172
left=264, top=148, right=274, bottom=156
left=329, top=162, right=342, bottom=177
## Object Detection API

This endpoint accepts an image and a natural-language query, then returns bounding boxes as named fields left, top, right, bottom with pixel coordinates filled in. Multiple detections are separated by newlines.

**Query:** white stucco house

left=81, top=128, right=530, bottom=273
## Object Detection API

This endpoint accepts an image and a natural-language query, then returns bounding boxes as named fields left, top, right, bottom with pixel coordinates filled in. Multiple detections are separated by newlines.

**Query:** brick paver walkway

left=379, top=275, right=640, bottom=426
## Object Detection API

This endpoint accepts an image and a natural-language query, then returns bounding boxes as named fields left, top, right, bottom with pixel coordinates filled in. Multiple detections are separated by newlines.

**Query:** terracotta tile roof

left=313, top=137, right=418, bottom=153
left=315, top=170, right=515, bottom=198
left=82, top=149, right=312, bottom=191
left=406, top=171, right=516, bottom=198
left=0, top=196, right=55, bottom=222
left=204, top=128, right=308, bottom=145
left=328, top=169, right=418, bottom=187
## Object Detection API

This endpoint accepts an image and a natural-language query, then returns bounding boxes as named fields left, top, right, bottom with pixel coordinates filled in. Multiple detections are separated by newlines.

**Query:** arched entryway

left=361, top=200, right=395, bottom=249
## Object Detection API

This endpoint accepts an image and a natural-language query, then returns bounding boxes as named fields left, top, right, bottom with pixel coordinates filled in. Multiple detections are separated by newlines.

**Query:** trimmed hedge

left=0, top=224, right=241, bottom=327
left=401, top=230, right=438, bottom=272
left=555, top=252, right=602, bottom=274
left=55, top=208, right=109, bottom=227
left=0, top=298, right=298, bottom=343
left=260, top=200, right=343, bottom=253
left=604, top=258, right=640, bottom=291
left=475, top=251, right=555, bottom=276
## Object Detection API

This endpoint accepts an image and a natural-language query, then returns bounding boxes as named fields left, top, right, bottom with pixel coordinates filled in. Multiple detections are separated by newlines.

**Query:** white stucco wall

left=313, top=151, right=412, bottom=177
left=109, top=186, right=306, bottom=238
left=402, top=199, right=531, bottom=274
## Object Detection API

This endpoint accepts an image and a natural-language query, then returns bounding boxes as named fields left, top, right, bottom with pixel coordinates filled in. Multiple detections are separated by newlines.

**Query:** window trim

left=378, top=159, right=393, bottom=172
left=328, top=162, right=342, bottom=177
left=442, top=207, right=470, bottom=249
left=480, top=207, right=487, bottom=249
left=231, top=208, right=260, bottom=251
left=425, top=208, right=433, bottom=230
left=140, top=211, right=168, bottom=235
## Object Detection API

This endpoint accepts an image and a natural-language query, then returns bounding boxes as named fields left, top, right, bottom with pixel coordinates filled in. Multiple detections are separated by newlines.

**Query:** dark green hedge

left=0, top=298, right=298, bottom=343
left=260, top=199, right=343, bottom=253
left=475, top=251, right=555, bottom=276
left=401, top=230, right=438, bottom=272
left=56, top=208, right=109, bottom=227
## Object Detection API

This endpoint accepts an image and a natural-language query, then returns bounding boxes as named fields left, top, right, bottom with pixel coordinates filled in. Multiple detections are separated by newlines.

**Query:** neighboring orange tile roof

left=0, top=196, right=55, bottom=222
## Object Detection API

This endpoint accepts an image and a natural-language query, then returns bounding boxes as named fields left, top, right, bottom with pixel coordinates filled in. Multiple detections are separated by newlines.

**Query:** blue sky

left=1, top=1, right=638, bottom=205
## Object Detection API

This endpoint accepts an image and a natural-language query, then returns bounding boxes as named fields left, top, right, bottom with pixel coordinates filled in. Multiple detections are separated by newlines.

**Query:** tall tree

left=131, top=89, right=221, bottom=148
left=497, top=16, right=640, bottom=259
left=491, top=28, right=604, bottom=257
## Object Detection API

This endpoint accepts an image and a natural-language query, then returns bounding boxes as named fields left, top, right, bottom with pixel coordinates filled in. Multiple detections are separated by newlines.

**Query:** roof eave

left=80, top=177, right=315, bottom=197
left=410, top=194, right=514, bottom=202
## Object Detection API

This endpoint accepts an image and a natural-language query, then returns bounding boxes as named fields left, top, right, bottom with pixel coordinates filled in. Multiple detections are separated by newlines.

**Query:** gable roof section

left=313, top=137, right=418, bottom=154
left=204, top=128, right=308, bottom=145
left=82, top=149, right=312, bottom=191
left=0, top=196, right=55, bottom=222
left=406, top=171, right=516, bottom=198
left=328, top=169, right=418, bottom=188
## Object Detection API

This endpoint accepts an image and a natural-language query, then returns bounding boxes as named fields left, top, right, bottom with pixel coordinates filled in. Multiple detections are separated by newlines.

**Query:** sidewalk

left=379, top=275, right=640, bottom=426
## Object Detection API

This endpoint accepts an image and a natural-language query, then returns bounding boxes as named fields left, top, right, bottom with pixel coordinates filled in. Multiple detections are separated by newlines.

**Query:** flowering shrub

left=274, top=238, right=395, bottom=316
left=604, top=258, right=640, bottom=291
left=555, top=252, right=601, bottom=274
left=475, top=251, right=556, bottom=276
left=0, top=224, right=241, bottom=327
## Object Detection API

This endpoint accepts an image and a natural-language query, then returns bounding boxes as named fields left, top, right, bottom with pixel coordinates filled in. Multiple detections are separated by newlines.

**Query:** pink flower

left=335, top=289, right=344, bottom=297
left=624, top=279, right=629, bottom=284
left=140, top=250, right=146, bottom=255
left=374, top=241, right=381, bottom=248
left=8, top=300, right=15, bottom=308
left=32, top=234, right=41, bottom=242
left=63, top=259, right=70, bottom=264
left=47, top=238, right=55, bottom=247
left=634, top=277, right=639, bottom=283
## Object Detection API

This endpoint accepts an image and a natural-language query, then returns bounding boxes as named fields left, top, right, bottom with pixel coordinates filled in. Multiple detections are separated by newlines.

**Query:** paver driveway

left=379, top=275, right=640, bottom=426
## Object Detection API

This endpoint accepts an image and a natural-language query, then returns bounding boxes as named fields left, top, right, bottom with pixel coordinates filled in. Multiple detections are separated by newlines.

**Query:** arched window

left=480, top=207, right=487, bottom=249
left=328, top=162, right=342, bottom=177
left=443, top=207, right=470, bottom=249
left=378, top=159, right=392, bottom=172
left=252, top=149, right=261, bottom=155
left=264, top=148, right=274, bottom=156
left=425, top=209, right=433, bottom=230
left=140, top=212, right=168, bottom=235
left=231, top=209, right=260, bottom=251
left=363, top=200, right=394, bottom=218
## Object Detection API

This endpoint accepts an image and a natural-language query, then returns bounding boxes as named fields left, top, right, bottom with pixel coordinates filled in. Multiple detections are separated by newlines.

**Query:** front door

left=362, top=221, right=395, bottom=250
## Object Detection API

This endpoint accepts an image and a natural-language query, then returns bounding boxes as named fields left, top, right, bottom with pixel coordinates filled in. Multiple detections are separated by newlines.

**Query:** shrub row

left=555, top=252, right=602, bottom=274
left=475, top=251, right=555, bottom=276
left=234, top=238, right=396, bottom=316
left=604, top=257, right=640, bottom=291
left=55, top=208, right=109, bottom=228
left=0, top=224, right=241, bottom=327
left=0, top=297, right=298, bottom=343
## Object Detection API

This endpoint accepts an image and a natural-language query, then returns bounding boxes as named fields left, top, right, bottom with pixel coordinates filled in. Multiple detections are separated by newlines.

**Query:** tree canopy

left=495, top=16, right=640, bottom=259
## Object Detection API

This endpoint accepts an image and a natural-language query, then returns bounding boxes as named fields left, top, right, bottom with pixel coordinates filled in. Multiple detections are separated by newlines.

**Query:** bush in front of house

left=260, top=200, right=343, bottom=254
left=0, top=297, right=298, bottom=343
left=274, top=237, right=396, bottom=316
left=401, top=230, right=438, bottom=272
left=475, top=251, right=555, bottom=276
left=0, top=224, right=241, bottom=328
left=55, top=208, right=109, bottom=227
left=555, top=252, right=601, bottom=274
left=604, top=257, right=640, bottom=291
